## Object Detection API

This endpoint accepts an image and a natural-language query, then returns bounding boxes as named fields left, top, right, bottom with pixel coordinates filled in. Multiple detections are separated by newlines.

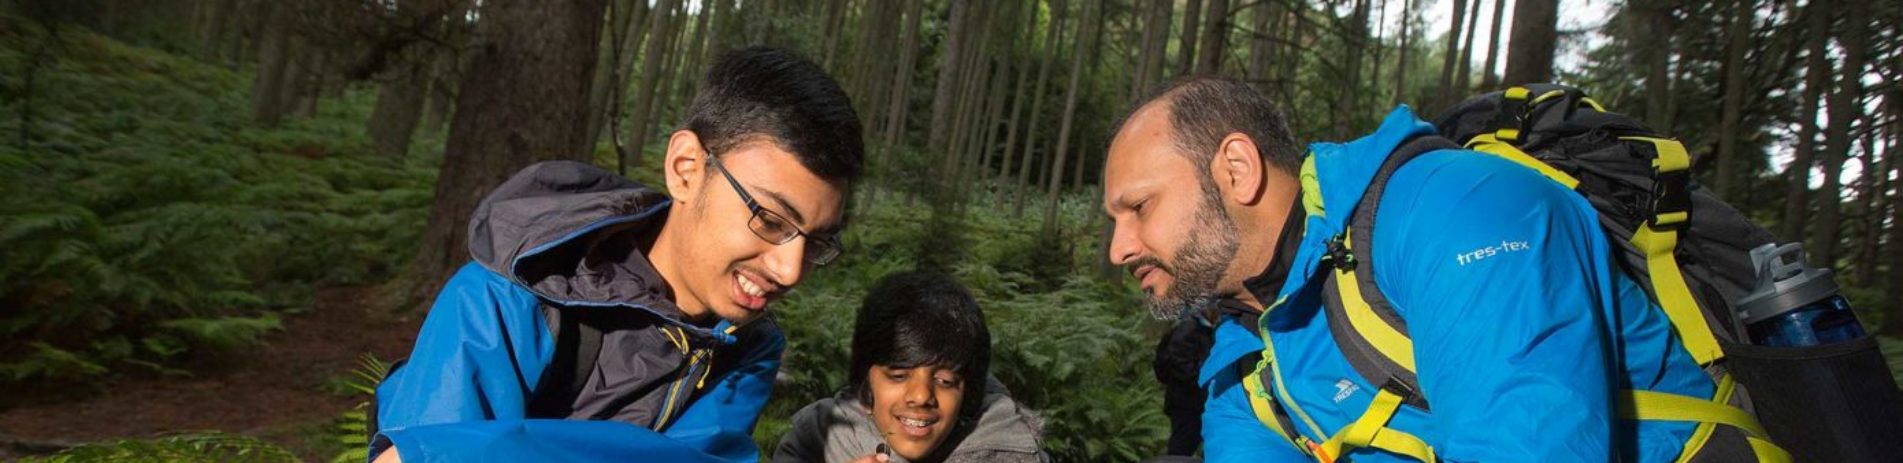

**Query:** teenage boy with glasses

left=369, top=47, right=863, bottom=463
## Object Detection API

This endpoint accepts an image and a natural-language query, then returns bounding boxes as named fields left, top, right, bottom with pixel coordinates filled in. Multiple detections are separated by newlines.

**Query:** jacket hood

left=466, top=160, right=732, bottom=342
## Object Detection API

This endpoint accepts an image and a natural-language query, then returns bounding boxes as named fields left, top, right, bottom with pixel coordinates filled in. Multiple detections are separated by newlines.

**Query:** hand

left=372, top=448, right=402, bottom=463
left=847, top=453, right=890, bottom=463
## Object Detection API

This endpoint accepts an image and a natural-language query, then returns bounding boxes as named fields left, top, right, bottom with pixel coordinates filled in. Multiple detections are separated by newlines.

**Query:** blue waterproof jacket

left=371, top=161, right=783, bottom=463
left=1199, top=107, right=1712, bottom=462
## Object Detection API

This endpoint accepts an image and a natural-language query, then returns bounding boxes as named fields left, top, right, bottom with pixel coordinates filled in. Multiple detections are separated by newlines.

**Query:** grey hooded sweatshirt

left=772, top=380, right=1050, bottom=463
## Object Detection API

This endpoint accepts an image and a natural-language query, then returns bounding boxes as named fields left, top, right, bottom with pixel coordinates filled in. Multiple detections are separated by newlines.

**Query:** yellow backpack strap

left=1315, top=384, right=1437, bottom=463
left=1619, top=375, right=1791, bottom=463
left=1621, top=136, right=1724, bottom=366
left=1463, top=134, right=1580, bottom=189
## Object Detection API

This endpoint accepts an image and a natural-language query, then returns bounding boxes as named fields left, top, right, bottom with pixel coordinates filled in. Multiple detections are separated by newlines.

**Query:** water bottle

left=1735, top=243, right=1867, bottom=347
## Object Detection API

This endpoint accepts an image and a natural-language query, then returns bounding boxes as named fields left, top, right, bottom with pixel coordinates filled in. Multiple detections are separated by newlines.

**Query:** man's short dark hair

left=682, top=46, right=864, bottom=184
left=847, top=270, right=991, bottom=421
left=1117, top=74, right=1302, bottom=176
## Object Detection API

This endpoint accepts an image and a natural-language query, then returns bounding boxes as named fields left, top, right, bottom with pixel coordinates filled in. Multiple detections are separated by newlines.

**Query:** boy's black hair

left=848, top=270, right=992, bottom=421
left=681, top=46, right=865, bottom=185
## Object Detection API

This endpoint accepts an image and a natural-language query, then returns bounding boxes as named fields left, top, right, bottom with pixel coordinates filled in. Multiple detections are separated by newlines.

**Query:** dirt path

left=0, top=287, right=422, bottom=461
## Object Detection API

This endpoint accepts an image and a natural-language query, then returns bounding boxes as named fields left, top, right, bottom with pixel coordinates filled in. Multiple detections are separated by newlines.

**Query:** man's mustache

left=1124, top=256, right=1172, bottom=279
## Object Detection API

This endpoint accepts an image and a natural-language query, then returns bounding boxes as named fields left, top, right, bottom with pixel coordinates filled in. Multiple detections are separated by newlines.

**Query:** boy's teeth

left=900, top=417, right=931, bottom=427
left=740, top=276, right=763, bottom=297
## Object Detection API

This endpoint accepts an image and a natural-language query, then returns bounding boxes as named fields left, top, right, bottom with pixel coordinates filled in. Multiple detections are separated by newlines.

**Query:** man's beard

left=1140, top=184, right=1240, bottom=320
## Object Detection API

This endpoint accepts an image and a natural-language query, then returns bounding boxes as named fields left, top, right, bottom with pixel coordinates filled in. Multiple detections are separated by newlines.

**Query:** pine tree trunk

left=645, top=1, right=692, bottom=145
left=1453, top=0, right=1482, bottom=94
left=944, top=2, right=994, bottom=189
left=820, top=0, right=851, bottom=69
left=1015, top=0, right=1068, bottom=216
left=1478, top=0, right=1507, bottom=89
left=1781, top=0, right=1830, bottom=241
left=1883, top=78, right=1903, bottom=335
left=927, top=0, right=973, bottom=155
left=1435, top=0, right=1467, bottom=109
left=676, top=3, right=714, bottom=97
left=583, top=0, right=644, bottom=152
left=421, top=46, right=465, bottom=133
left=250, top=0, right=294, bottom=126
left=1043, top=0, right=1098, bottom=228
left=1393, top=0, right=1413, bottom=105
left=1636, top=0, right=1673, bottom=129
left=291, top=48, right=325, bottom=119
left=865, top=0, right=925, bottom=209
left=368, top=52, right=431, bottom=157
left=1247, top=0, right=1275, bottom=88
left=1131, top=0, right=1171, bottom=99
left=620, top=0, right=681, bottom=174
left=1852, top=124, right=1885, bottom=285
left=997, top=0, right=1043, bottom=188
left=1369, top=0, right=1387, bottom=103
left=849, top=0, right=898, bottom=131
left=201, top=0, right=238, bottom=61
left=1176, top=0, right=1203, bottom=76
left=1336, top=0, right=1369, bottom=136
left=879, top=0, right=926, bottom=157
left=1713, top=0, right=1752, bottom=200
left=1195, top=0, right=1229, bottom=74
left=979, top=0, right=1034, bottom=192
left=403, top=0, right=611, bottom=309
left=1501, top=0, right=1557, bottom=85
left=1816, top=0, right=1870, bottom=269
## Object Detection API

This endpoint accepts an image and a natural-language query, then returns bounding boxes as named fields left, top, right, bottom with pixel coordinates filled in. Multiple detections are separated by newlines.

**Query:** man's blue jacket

left=1199, top=107, right=1712, bottom=462
left=371, top=161, right=783, bottom=463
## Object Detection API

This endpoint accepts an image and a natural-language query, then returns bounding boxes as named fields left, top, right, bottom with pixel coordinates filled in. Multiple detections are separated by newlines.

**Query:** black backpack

left=1241, top=84, right=1903, bottom=462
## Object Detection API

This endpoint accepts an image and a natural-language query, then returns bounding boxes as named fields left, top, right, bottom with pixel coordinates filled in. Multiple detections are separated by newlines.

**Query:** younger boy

left=773, top=271, right=1048, bottom=463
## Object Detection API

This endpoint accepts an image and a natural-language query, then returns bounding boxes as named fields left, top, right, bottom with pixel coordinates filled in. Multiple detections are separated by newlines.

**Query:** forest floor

left=0, top=287, right=421, bottom=461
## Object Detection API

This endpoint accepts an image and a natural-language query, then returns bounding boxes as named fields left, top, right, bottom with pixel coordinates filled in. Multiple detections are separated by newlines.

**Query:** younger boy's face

left=867, top=364, right=966, bottom=460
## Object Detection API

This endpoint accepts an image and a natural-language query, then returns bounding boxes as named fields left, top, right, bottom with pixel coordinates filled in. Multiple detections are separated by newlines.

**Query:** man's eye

left=885, top=371, right=908, bottom=382
left=934, top=374, right=962, bottom=388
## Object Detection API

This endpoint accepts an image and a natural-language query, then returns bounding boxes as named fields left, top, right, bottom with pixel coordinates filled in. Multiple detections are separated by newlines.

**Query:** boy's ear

left=663, top=130, right=707, bottom=203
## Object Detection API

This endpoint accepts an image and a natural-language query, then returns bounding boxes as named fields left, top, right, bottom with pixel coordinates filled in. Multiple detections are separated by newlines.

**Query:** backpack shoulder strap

left=528, top=306, right=604, bottom=418
left=1318, top=134, right=1457, bottom=412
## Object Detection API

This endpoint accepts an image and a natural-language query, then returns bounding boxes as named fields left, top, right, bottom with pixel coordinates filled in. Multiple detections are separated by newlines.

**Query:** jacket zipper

left=654, top=327, right=711, bottom=430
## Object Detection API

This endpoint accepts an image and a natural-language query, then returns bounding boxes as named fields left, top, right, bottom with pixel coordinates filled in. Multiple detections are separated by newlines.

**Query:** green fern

left=328, top=354, right=392, bottom=463
left=14, top=432, right=298, bottom=463
left=0, top=13, right=435, bottom=385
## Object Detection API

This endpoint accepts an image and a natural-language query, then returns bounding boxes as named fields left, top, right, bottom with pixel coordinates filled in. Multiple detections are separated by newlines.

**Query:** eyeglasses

left=705, top=153, right=843, bottom=266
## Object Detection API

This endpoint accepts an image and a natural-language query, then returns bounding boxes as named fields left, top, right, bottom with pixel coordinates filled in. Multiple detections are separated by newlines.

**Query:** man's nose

left=1107, top=218, right=1142, bottom=267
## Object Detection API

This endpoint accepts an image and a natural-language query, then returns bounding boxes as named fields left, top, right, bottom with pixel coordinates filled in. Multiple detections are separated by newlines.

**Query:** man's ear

left=1209, top=133, right=1266, bottom=206
left=663, top=130, right=706, bottom=203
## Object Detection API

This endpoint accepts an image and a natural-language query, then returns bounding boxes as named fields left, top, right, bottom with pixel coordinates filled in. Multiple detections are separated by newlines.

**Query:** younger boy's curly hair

left=846, top=270, right=992, bottom=422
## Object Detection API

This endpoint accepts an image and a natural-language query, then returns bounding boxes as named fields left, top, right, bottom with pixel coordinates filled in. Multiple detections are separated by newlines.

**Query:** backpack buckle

left=1324, top=234, right=1357, bottom=271
left=1648, top=170, right=1691, bottom=229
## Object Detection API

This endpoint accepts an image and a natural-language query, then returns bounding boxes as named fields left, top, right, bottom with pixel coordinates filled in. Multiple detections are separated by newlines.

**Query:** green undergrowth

left=0, top=12, right=437, bottom=388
